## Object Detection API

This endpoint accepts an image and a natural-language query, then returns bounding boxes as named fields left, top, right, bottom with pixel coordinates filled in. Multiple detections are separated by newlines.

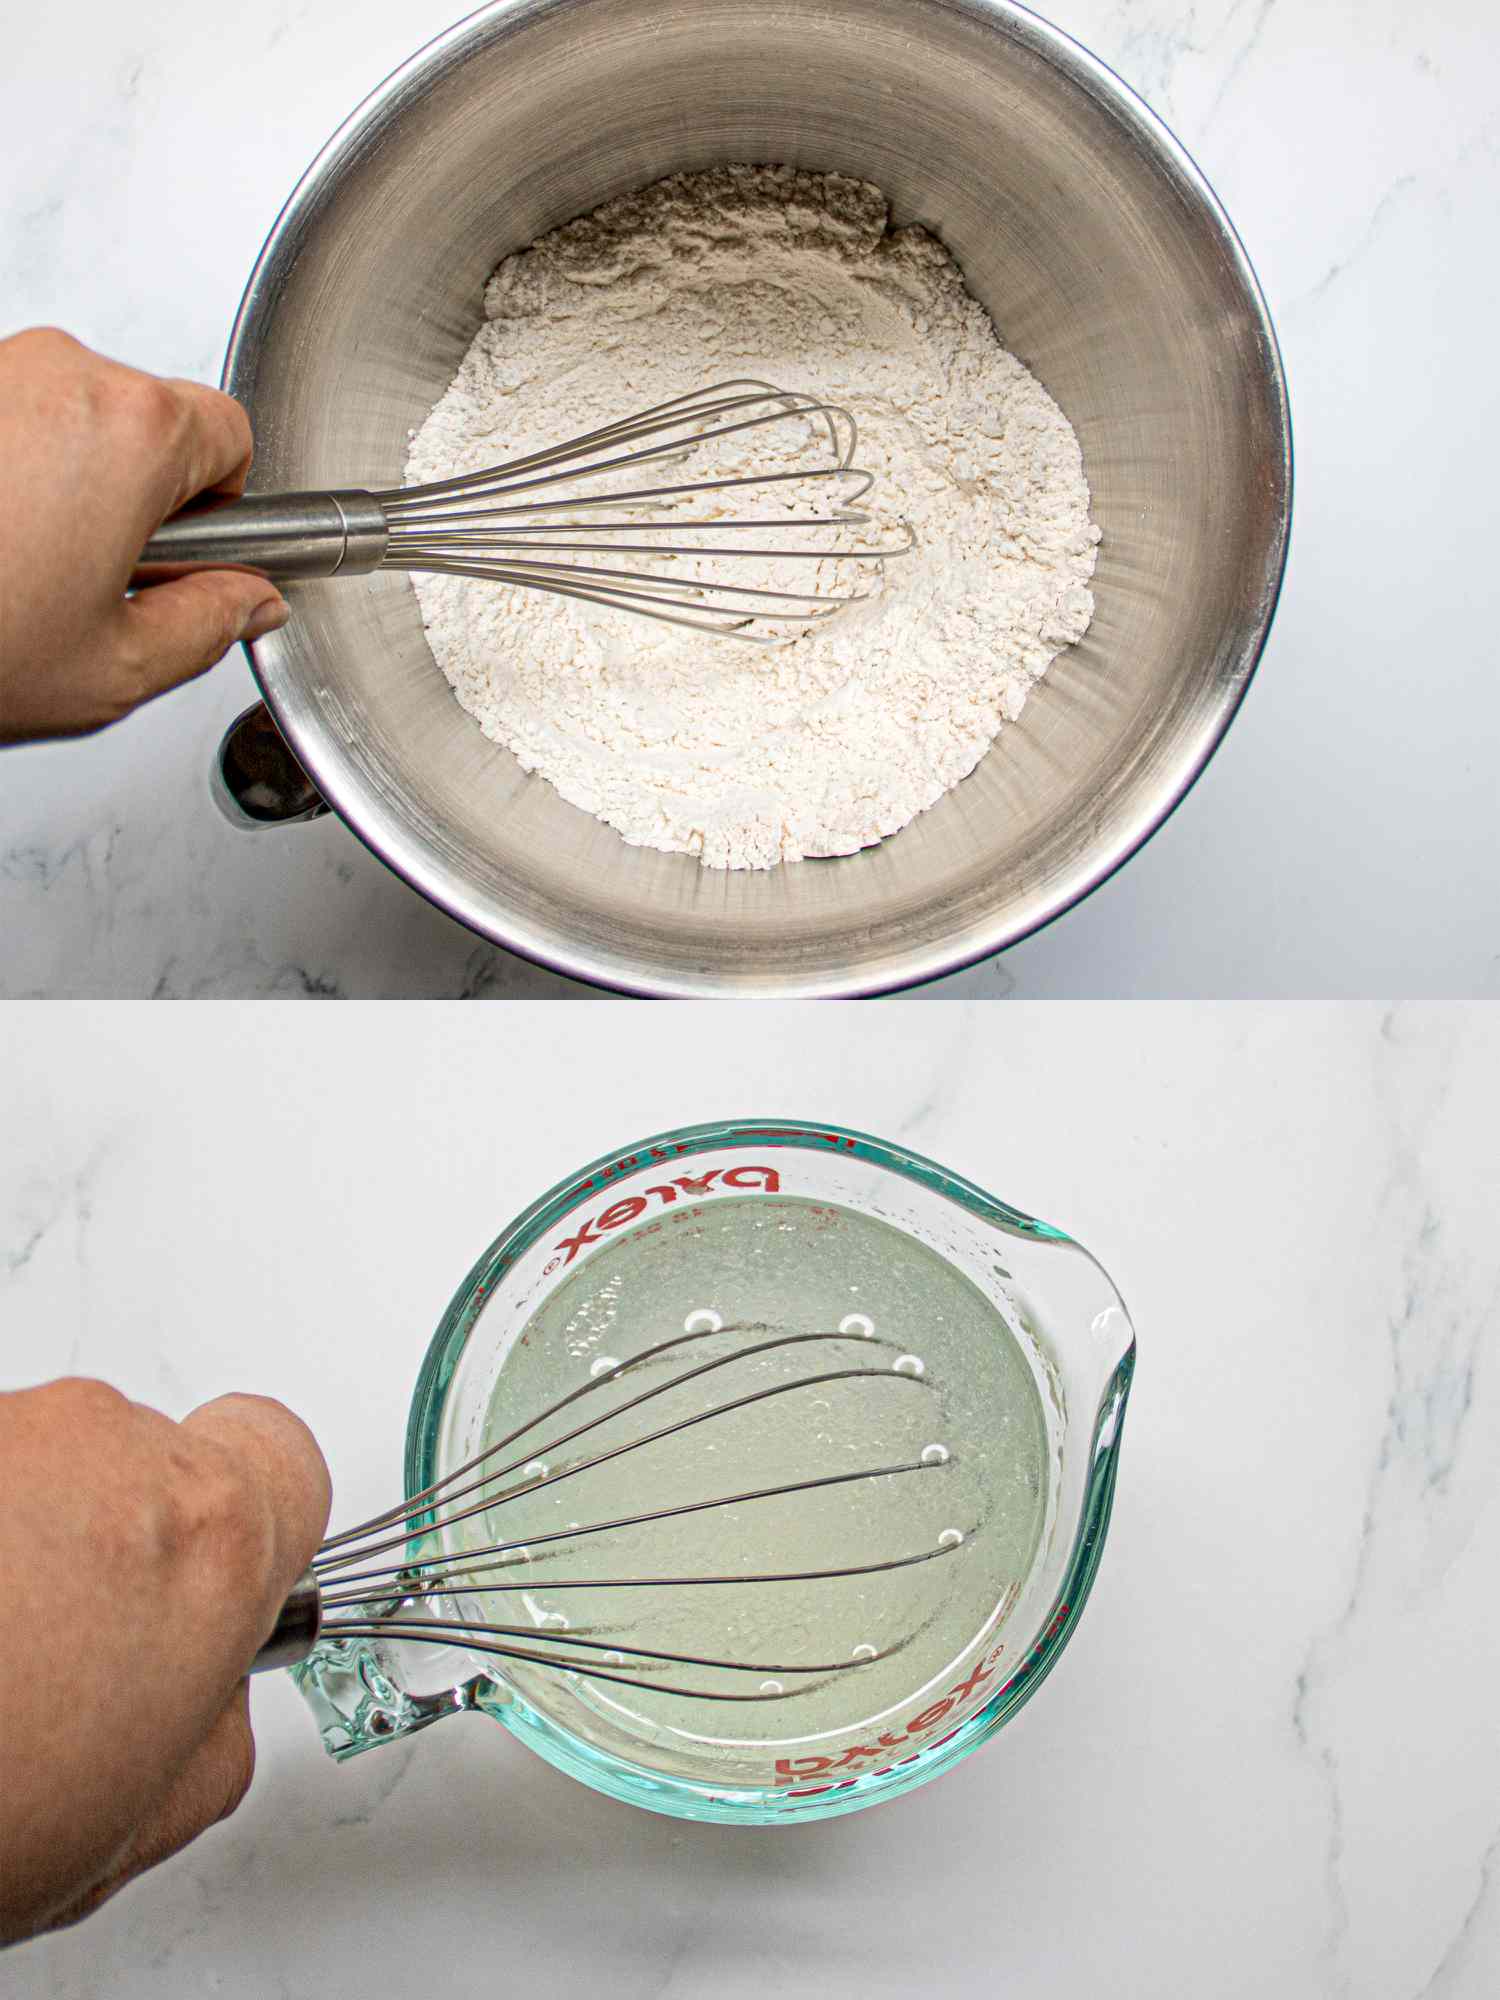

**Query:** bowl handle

left=213, top=699, right=329, bottom=829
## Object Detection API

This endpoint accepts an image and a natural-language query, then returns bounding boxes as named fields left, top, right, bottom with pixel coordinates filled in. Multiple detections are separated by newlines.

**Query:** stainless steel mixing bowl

left=225, top=0, right=1291, bottom=996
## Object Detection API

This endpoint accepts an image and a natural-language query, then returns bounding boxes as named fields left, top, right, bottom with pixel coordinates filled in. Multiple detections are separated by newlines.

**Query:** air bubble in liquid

left=921, top=1443, right=951, bottom=1466
left=839, top=1313, right=875, bottom=1338
left=524, top=1460, right=549, bottom=1480
left=590, top=1356, right=620, bottom=1379
left=851, top=1643, right=878, bottom=1662
left=938, top=1528, right=964, bottom=1549
left=760, top=1679, right=784, bottom=1695
left=893, top=1355, right=925, bottom=1377
left=684, top=1309, right=723, bottom=1334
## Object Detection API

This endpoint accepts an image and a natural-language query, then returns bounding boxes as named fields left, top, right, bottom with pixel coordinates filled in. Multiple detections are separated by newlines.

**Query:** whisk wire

left=388, top=563, right=841, bottom=642
left=378, top=383, right=856, bottom=508
left=373, top=381, right=903, bottom=640
left=381, top=409, right=866, bottom=517
left=142, top=380, right=907, bottom=642
left=320, top=1614, right=883, bottom=1678
left=275, top=1320, right=967, bottom=1704
left=316, top=1327, right=920, bottom=1561
left=384, top=467, right=873, bottom=531
left=316, top=1542, right=961, bottom=1611
left=320, top=1454, right=942, bottom=1591
left=402, top=557, right=859, bottom=611
left=316, top=1627, right=840, bottom=1703
left=315, top=1399, right=935, bottom=1581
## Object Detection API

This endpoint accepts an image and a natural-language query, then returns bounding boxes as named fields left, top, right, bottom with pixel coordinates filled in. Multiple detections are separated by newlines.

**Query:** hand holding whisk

left=251, top=1321, right=966, bottom=1702
left=140, top=382, right=912, bottom=645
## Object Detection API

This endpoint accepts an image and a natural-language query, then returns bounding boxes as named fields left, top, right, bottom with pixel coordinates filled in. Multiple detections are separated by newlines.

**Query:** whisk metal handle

left=139, top=490, right=389, bottom=582
left=251, top=1566, right=323, bottom=1674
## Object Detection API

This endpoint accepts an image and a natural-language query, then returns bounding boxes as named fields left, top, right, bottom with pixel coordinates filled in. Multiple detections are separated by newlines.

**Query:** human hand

left=0, top=1378, right=330, bottom=1944
left=0, top=328, right=289, bottom=744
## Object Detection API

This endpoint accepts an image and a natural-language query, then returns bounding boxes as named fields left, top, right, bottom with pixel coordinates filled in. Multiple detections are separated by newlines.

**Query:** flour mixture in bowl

left=407, top=166, right=1100, bottom=869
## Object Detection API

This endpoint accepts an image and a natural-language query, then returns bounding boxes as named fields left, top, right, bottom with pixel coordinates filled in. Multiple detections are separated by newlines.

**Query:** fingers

left=0, top=1379, right=327, bottom=1943
left=36, top=1687, right=257, bottom=1937
left=110, top=372, right=282, bottom=715
left=53, top=335, right=256, bottom=546
left=0, top=329, right=286, bottom=740
left=120, top=1683, right=258, bottom=1870
left=106, top=571, right=289, bottom=719
left=180, top=1393, right=332, bottom=1634
left=49, top=336, right=257, bottom=535
left=154, top=375, right=256, bottom=516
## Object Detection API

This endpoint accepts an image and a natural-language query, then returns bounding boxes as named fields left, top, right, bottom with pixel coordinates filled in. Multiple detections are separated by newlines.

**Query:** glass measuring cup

left=292, top=1118, right=1136, bottom=1823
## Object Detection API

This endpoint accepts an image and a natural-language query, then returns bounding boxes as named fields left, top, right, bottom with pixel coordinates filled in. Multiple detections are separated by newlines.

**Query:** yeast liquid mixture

left=463, top=1196, right=1050, bottom=1782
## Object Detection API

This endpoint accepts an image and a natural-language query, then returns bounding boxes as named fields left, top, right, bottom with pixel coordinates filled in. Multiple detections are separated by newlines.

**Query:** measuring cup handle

left=213, top=701, right=329, bottom=830
left=287, top=1626, right=482, bottom=1760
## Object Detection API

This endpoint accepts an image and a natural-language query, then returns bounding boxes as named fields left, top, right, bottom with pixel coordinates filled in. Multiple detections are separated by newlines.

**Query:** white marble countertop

left=3, top=0, right=1498, bottom=998
left=1, top=1001, right=1496, bottom=1994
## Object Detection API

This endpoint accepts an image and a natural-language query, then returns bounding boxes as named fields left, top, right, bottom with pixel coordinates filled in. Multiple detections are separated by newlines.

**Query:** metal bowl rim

left=225, top=0, right=1294, bottom=999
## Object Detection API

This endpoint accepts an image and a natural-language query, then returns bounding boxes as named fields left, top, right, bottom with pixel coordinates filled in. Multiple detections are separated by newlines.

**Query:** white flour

left=407, top=167, right=1100, bottom=870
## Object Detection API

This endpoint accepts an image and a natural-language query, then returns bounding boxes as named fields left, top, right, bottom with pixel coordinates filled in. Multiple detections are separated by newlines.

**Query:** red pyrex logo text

left=545, top=1165, right=781, bottom=1271
left=772, top=1599, right=1073, bottom=1793
left=772, top=1643, right=1008, bottom=1786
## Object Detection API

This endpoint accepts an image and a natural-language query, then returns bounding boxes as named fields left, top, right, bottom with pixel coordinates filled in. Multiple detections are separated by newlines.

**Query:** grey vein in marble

left=1291, top=174, right=1421, bottom=313
left=1291, top=1015, right=1499, bottom=1997
left=1420, top=1826, right=1500, bottom=2000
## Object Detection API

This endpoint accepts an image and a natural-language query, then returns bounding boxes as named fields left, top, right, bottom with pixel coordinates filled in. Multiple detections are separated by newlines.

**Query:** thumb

left=114, top=571, right=289, bottom=706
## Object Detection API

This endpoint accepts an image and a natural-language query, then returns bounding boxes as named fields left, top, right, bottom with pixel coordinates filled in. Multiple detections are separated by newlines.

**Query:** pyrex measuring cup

left=290, top=1118, right=1136, bottom=1823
